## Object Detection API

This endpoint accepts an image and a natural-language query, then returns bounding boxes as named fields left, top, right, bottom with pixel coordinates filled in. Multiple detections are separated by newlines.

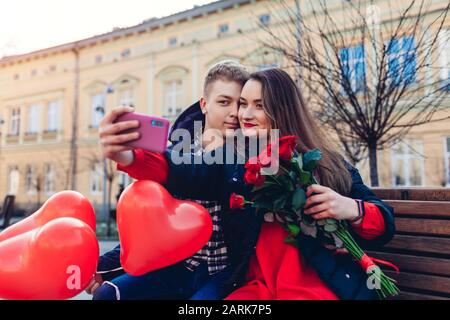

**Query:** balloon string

left=97, top=267, right=124, bottom=274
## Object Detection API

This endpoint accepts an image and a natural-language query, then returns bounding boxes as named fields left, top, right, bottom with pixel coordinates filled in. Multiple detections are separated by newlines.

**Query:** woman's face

left=238, top=79, right=271, bottom=137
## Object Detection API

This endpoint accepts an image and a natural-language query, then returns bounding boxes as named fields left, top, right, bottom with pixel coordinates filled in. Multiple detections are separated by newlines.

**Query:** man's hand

left=85, top=273, right=103, bottom=295
left=98, top=105, right=139, bottom=166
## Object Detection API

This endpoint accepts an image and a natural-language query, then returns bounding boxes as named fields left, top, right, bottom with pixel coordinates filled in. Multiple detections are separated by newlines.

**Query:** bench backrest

left=371, top=188, right=450, bottom=300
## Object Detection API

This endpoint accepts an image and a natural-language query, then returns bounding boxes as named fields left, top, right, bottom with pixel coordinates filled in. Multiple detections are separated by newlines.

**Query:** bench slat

left=366, top=251, right=450, bottom=276
left=390, top=291, right=449, bottom=300
left=385, top=235, right=450, bottom=255
left=385, top=200, right=450, bottom=217
left=368, top=188, right=450, bottom=299
left=395, top=217, right=450, bottom=236
left=384, top=270, right=450, bottom=295
left=373, top=189, right=450, bottom=201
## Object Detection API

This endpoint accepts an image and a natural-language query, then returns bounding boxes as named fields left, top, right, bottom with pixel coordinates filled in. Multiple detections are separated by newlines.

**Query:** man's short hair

left=203, top=60, right=250, bottom=97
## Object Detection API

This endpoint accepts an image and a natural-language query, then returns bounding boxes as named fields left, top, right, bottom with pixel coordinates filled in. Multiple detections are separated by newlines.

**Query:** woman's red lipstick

left=243, top=122, right=257, bottom=128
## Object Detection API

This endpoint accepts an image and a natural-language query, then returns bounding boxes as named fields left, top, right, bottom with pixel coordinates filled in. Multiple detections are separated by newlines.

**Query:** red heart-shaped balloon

left=0, top=191, right=96, bottom=242
left=0, top=217, right=99, bottom=300
left=117, top=181, right=213, bottom=276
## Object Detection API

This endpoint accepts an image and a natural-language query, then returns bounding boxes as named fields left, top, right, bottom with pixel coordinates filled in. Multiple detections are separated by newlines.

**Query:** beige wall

left=0, top=0, right=449, bottom=217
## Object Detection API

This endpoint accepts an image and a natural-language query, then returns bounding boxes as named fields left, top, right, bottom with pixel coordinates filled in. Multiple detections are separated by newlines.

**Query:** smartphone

left=114, top=112, right=170, bottom=154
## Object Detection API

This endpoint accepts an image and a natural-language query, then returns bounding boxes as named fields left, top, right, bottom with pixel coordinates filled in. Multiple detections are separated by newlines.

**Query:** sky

left=0, top=0, right=213, bottom=57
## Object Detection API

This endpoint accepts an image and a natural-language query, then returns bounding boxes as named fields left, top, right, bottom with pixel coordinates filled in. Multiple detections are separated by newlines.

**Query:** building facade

left=0, top=0, right=449, bottom=217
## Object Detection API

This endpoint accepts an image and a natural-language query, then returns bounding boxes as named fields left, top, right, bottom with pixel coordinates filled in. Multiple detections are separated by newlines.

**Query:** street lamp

left=96, top=84, right=114, bottom=236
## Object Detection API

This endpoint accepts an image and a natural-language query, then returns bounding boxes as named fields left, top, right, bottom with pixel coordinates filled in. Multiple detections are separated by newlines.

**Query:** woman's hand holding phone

left=98, top=106, right=140, bottom=166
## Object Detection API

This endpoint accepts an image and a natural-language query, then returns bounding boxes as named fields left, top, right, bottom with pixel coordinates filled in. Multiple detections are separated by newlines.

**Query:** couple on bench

left=86, top=61, right=394, bottom=300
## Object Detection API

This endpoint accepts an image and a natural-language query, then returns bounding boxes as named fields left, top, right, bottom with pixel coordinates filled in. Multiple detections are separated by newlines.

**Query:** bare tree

left=28, top=159, right=70, bottom=209
left=260, top=0, right=450, bottom=186
left=26, top=143, right=92, bottom=211
left=82, top=149, right=117, bottom=237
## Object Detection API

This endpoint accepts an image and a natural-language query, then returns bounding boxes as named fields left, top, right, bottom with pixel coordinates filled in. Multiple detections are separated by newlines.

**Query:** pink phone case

left=115, top=112, right=170, bottom=154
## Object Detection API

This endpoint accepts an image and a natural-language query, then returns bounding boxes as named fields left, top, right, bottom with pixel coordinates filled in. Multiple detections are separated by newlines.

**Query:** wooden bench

left=371, top=188, right=450, bottom=300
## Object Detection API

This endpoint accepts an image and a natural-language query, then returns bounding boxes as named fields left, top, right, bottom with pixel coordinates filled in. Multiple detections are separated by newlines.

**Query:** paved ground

left=71, top=240, right=119, bottom=300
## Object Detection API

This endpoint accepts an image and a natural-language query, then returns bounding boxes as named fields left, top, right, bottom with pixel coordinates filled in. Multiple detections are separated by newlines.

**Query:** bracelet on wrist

left=349, top=199, right=365, bottom=223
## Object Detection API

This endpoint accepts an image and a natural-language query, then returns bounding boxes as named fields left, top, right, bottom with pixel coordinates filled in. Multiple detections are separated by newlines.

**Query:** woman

left=223, top=69, right=391, bottom=299
left=117, top=68, right=395, bottom=300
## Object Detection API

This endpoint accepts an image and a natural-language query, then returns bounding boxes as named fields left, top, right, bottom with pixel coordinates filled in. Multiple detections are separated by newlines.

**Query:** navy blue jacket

left=165, top=144, right=395, bottom=300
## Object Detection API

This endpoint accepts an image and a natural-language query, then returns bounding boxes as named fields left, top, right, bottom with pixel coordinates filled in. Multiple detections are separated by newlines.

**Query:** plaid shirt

left=184, top=199, right=229, bottom=275
left=183, top=138, right=229, bottom=275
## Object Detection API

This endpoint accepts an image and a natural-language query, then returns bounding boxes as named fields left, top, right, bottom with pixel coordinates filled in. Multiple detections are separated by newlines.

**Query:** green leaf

left=273, top=194, right=288, bottom=210
left=303, top=149, right=322, bottom=172
left=287, top=223, right=300, bottom=237
left=299, top=171, right=312, bottom=185
left=284, top=236, right=299, bottom=247
left=289, top=171, right=298, bottom=182
left=291, top=157, right=303, bottom=173
left=253, top=199, right=274, bottom=210
left=291, top=187, right=306, bottom=211
left=324, top=223, right=338, bottom=233
left=278, top=175, right=295, bottom=192
left=252, top=185, right=279, bottom=200
left=294, top=155, right=303, bottom=168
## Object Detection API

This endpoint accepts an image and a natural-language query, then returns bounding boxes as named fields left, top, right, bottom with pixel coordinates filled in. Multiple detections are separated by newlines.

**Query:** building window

left=386, top=36, right=416, bottom=87
left=95, top=55, right=103, bottom=64
left=340, top=44, right=366, bottom=92
left=25, top=165, right=36, bottom=194
left=7, top=166, right=19, bottom=195
left=119, top=172, right=134, bottom=187
left=391, top=140, right=424, bottom=187
left=163, top=80, right=183, bottom=117
left=439, top=29, right=450, bottom=90
left=13, top=74, right=19, bottom=80
left=257, top=62, right=280, bottom=71
left=91, top=93, right=105, bottom=128
left=31, top=69, right=37, bottom=77
left=27, top=104, right=40, bottom=134
left=9, top=108, right=20, bottom=136
left=259, top=14, right=271, bottom=27
left=121, top=48, right=131, bottom=58
left=44, top=164, right=55, bottom=194
left=89, top=162, right=103, bottom=194
left=49, top=64, right=57, bottom=72
left=169, top=37, right=177, bottom=47
left=445, top=137, right=450, bottom=186
left=218, top=23, right=229, bottom=35
left=47, top=101, right=60, bottom=132
left=118, top=88, right=133, bottom=107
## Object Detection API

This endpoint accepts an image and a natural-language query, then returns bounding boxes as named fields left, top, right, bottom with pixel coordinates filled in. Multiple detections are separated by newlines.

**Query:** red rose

left=243, top=163, right=266, bottom=186
left=245, top=156, right=261, bottom=170
left=278, top=136, right=297, bottom=160
left=229, top=193, right=246, bottom=209
left=244, top=170, right=265, bottom=186
left=258, top=148, right=272, bottom=167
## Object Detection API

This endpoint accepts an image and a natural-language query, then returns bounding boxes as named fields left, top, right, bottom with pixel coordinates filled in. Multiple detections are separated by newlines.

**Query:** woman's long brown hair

left=249, top=68, right=352, bottom=196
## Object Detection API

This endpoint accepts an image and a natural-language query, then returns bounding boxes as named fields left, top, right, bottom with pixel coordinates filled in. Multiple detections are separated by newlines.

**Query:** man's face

left=200, top=79, right=241, bottom=138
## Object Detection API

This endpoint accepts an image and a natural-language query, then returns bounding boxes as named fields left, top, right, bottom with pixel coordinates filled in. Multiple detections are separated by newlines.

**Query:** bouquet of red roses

left=229, top=136, right=399, bottom=299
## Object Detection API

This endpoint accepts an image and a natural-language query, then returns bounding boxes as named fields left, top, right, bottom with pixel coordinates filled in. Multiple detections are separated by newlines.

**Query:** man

left=88, top=61, right=250, bottom=300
